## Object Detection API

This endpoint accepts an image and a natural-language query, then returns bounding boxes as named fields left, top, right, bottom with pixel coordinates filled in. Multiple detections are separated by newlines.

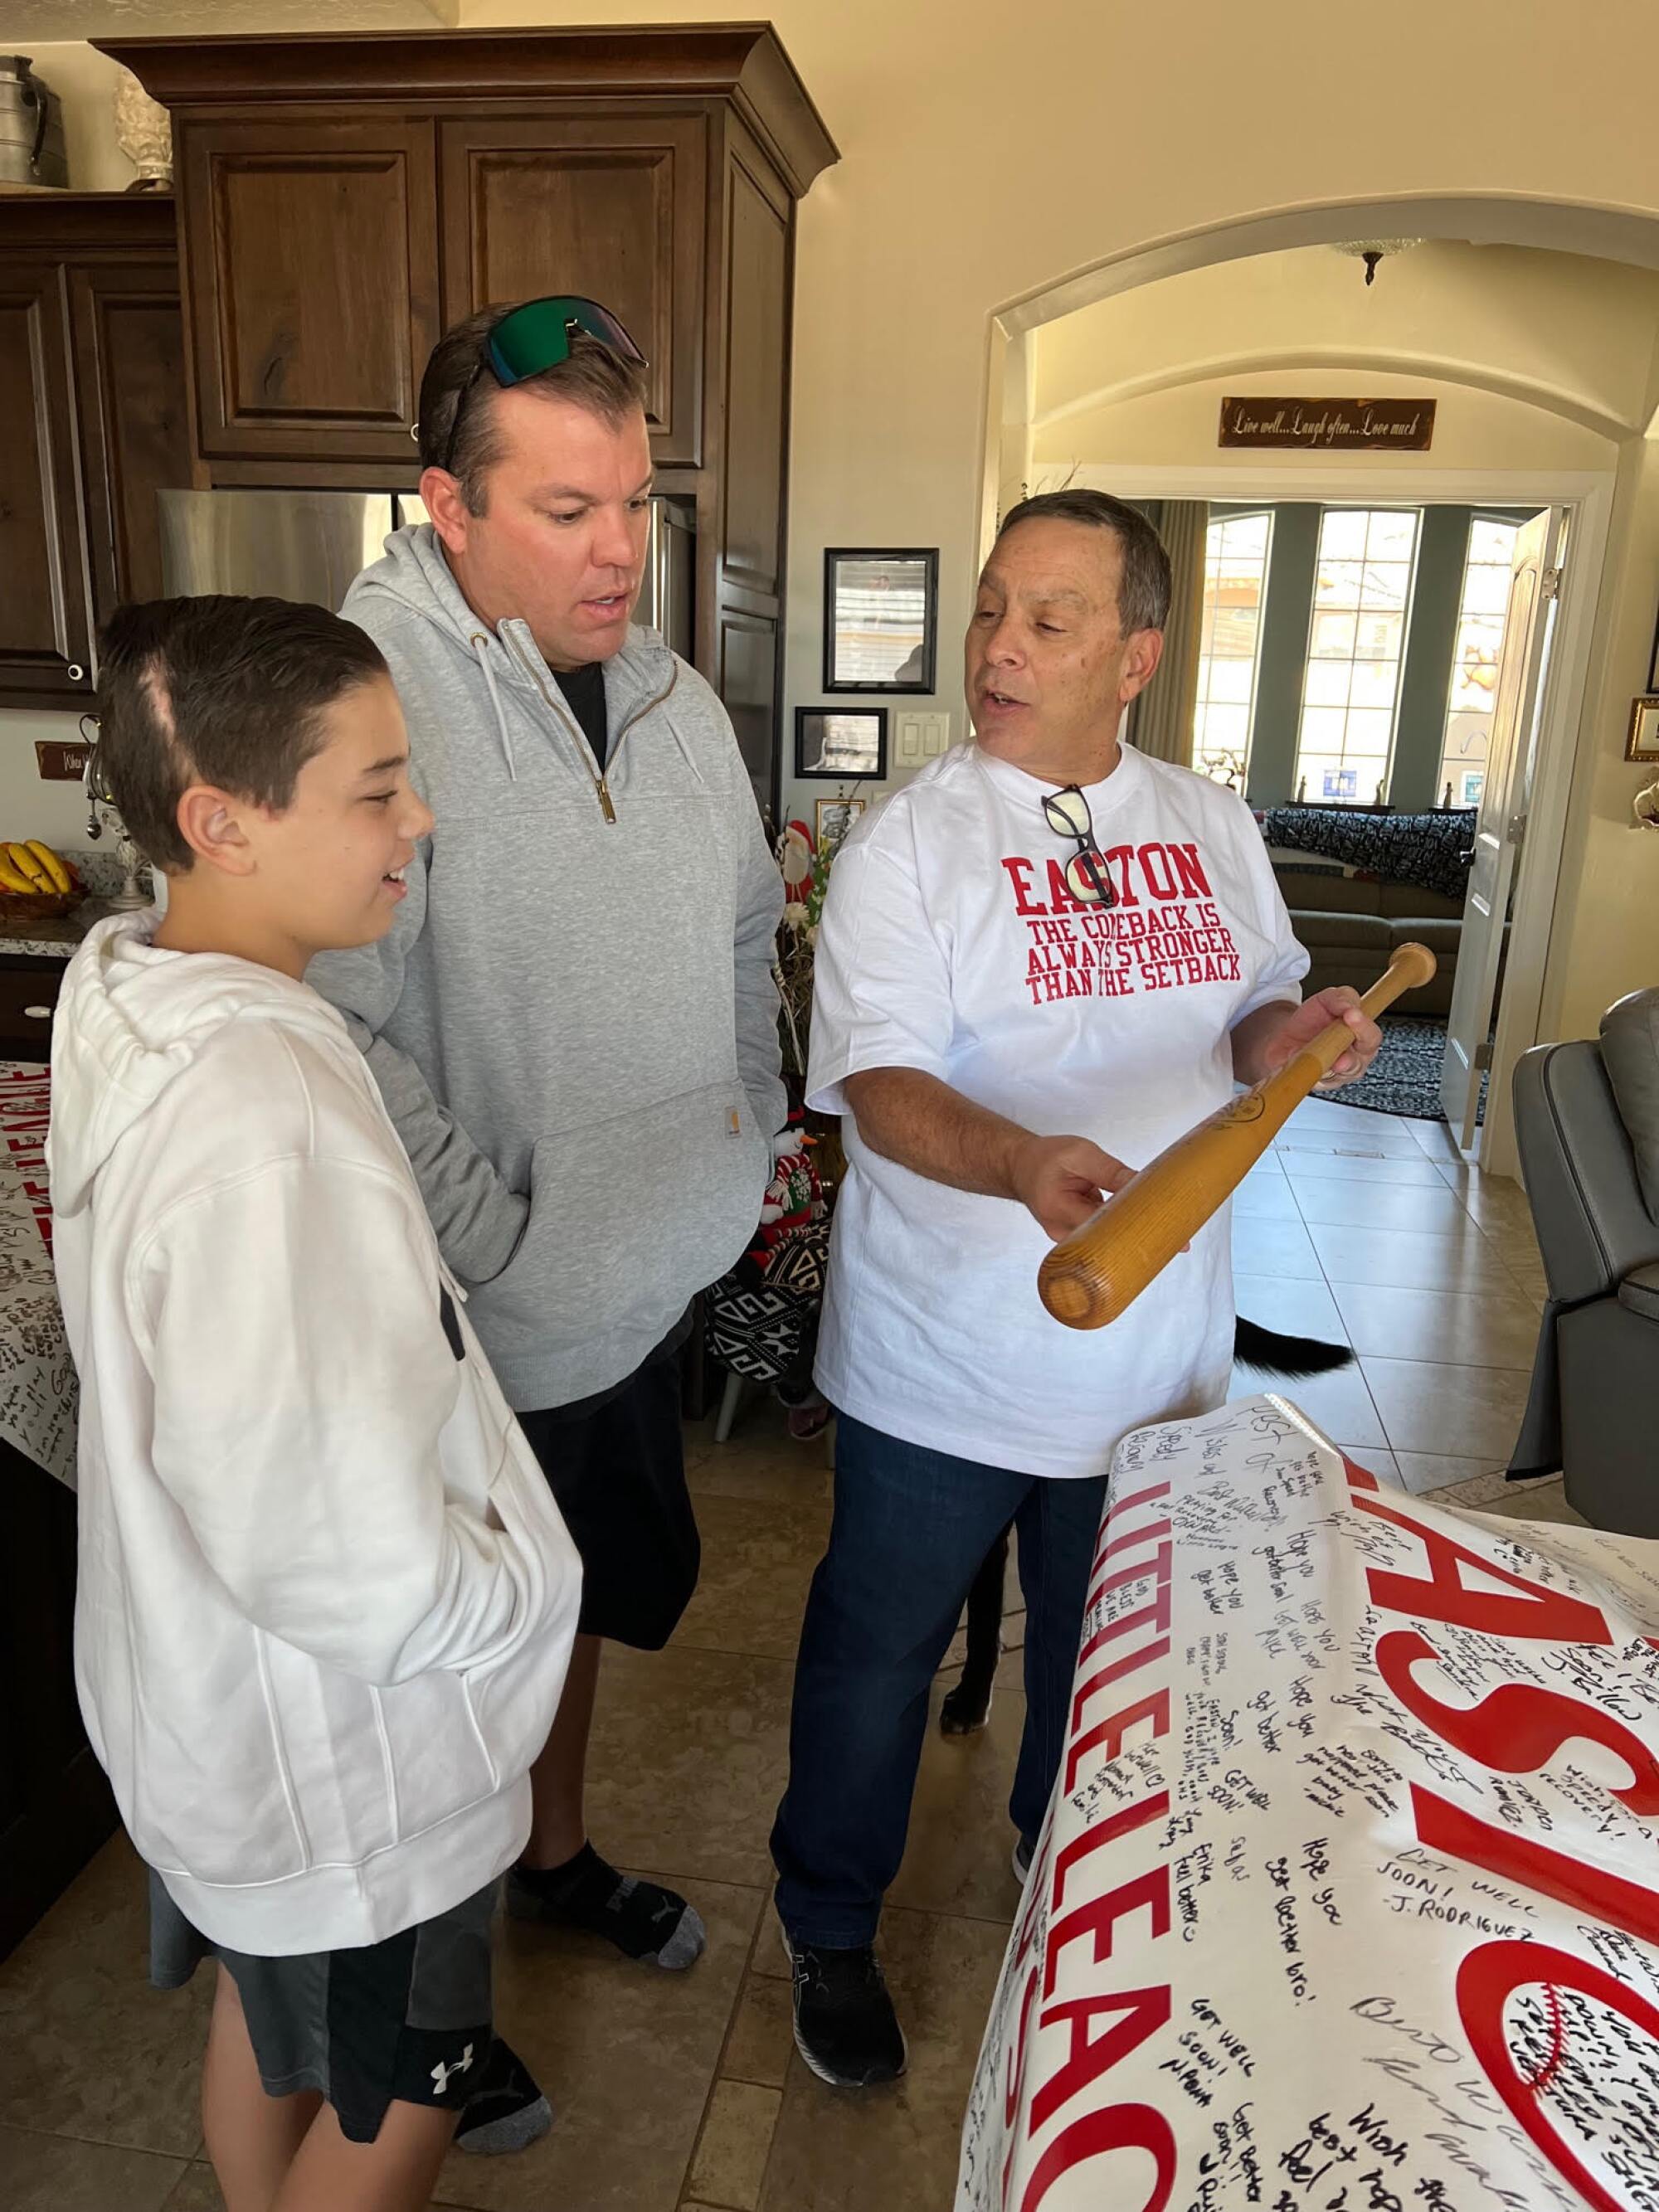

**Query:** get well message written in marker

left=958, top=1396, right=1659, bottom=2212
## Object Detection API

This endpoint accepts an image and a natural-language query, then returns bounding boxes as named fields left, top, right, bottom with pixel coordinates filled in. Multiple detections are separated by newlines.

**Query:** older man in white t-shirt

left=770, top=490, right=1382, bottom=2087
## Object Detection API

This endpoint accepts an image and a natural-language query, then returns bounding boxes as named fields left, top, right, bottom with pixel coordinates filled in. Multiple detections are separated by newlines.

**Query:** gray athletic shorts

left=148, top=1869, right=497, bottom=2144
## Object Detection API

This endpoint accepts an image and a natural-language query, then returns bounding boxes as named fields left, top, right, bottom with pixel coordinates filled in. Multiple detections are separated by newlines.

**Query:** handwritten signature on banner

left=959, top=1397, right=1659, bottom=2212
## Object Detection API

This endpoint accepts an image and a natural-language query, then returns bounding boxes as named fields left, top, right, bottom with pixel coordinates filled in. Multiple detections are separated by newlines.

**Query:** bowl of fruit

left=0, top=841, right=83, bottom=920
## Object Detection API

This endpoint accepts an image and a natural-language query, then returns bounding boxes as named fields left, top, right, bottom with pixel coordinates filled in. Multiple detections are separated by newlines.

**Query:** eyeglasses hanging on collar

left=1041, top=785, right=1117, bottom=908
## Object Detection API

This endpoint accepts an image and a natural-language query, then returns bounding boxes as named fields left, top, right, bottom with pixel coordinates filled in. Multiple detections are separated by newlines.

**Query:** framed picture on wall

left=1627, top=694, right=1659, bottom=762
left=824, top=549, right=938, bottom=693
left=815, top=797, right=867, bottom=847
left=795, top=707, right=888, bottom=781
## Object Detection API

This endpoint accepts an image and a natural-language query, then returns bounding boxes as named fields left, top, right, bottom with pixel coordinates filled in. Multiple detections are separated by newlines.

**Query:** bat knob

left=1037, top=1252, right=1115, bottom=1330
left=1391, top=941, right=1438, bottom=992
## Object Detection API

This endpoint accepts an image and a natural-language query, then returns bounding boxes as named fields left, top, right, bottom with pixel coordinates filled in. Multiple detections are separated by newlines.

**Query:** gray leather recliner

left=1510, top=987, right=1659, bottom=1532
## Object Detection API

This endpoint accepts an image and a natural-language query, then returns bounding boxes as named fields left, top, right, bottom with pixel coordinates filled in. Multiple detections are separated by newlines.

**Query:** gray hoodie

left=309, top=524, right=785, bottom=1411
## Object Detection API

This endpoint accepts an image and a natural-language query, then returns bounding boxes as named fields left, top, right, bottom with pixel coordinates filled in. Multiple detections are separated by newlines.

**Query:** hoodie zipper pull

left=596, top=778, right=617, bottom=824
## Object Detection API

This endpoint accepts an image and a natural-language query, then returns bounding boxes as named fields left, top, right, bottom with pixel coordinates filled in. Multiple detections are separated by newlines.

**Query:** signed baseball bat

left=1037, top=941, right=1438, bottom=1331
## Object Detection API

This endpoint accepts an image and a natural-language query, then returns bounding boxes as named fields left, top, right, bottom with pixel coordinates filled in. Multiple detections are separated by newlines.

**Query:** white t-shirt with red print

left=806, top=741, right=1309, bottom=1480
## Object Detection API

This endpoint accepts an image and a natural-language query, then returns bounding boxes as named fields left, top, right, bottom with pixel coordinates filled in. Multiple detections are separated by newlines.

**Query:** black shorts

left=517, top=1348, right=699, bottom=1650
left=148, top=1870, right=495, bottom=2146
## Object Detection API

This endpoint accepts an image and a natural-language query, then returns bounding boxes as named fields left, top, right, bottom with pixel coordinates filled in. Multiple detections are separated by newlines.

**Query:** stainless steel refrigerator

left=157, top=489, right=695, bottom=659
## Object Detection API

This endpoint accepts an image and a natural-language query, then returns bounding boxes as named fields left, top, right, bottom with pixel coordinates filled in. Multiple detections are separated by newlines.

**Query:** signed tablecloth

left=960, top=1393, right=1659, bottom=2212
left=0, top=1062, right=74, bottom=1485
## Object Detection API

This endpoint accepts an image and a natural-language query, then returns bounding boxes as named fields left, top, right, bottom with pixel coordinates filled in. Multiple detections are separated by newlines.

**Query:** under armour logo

left=431, top=2042, right=474, bottom=2094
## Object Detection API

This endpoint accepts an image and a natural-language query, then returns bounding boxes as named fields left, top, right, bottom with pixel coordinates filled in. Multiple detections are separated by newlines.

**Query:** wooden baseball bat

left=1037, top=941, right=1438, bottom=1331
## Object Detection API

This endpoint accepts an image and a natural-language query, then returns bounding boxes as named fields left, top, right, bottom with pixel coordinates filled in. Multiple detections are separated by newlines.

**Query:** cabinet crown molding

left=95, top=23, right=839, bottom=201
left=0, top=193, right=177, bottom=255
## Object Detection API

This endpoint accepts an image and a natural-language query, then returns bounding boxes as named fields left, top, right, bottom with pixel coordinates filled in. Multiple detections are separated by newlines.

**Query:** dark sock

left=511, top=1844, right=706, bottom=1967
left=452, top=2037, right=552, bottom=2156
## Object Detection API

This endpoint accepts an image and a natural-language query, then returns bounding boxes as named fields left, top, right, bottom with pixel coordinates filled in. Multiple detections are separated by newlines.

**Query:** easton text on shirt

left=1000, top=843, right=1244, bottom=1006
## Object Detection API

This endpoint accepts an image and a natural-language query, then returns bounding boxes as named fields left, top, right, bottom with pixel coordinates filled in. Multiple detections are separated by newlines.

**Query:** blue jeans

left=771, top=1413, right=1108, bottom=1950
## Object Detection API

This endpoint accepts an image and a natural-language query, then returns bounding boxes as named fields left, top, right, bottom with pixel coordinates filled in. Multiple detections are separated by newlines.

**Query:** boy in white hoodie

left=49, top=596, right=583, bottom=2212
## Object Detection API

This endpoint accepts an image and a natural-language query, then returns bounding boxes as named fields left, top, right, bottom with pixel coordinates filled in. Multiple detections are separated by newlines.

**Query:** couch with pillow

left=1259, top=807, right=1477, bottom=1019
left=1269, top=863, right=1464, bottom=1016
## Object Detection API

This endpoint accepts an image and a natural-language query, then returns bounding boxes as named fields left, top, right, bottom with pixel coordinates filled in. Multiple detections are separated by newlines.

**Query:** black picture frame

left=1648, top=601, right=1659, bottom=692
left=824, top=547, right=939, bottom=693
left=795, top=706, right=888, bottom=782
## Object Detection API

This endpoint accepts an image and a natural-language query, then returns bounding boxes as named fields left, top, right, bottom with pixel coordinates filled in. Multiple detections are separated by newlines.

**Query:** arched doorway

left=975, top=195, right=1659, bottom=1178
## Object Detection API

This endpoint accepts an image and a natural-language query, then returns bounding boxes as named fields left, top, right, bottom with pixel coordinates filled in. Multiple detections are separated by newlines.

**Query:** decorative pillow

left=1259, top=805, right=1475, bottom=902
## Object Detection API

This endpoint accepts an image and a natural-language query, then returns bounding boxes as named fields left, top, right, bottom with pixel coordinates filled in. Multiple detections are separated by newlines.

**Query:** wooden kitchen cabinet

left=0, top=197, right=187, bottom=711
left=179, top=115, right=440, bottom=471
left=440, top=113, right=708, bottom=469
left=0, top=259, right=92, bottom=705
left=0, top=1437, right=117, bottom=1962
left=99, top=27, right=839, bottom=816
left=0, top=956, right=66, bottom=1063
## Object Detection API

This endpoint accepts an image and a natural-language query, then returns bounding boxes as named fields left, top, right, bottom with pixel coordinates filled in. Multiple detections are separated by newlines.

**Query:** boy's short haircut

left=95, top=596, right=389, bottom=873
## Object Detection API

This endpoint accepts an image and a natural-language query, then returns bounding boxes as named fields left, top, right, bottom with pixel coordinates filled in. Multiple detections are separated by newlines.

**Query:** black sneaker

left=1012, top=1834, right=1034, bottom=1884
left=452, top=2038, right=553, bottom=2156
left=781, top=1924, right=907, bottom=2088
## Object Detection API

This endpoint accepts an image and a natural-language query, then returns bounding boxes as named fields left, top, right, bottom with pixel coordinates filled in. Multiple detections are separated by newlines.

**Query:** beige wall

left=1548, top=436, right=1659, bottom=1038
left=1032, top=377, right=1619, bottom=479
left=8, top=0, right=1659, bottom=1036
left=1032, top=244, right=1659, bottom=444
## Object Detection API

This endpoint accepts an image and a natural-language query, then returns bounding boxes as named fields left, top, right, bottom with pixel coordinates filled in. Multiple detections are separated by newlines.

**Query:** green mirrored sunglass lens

left=489, top=296, right=645, bottom=383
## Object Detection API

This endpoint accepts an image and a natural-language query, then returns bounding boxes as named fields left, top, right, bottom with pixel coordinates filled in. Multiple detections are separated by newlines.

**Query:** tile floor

left=1, top=1101, right=1584, bottom=2212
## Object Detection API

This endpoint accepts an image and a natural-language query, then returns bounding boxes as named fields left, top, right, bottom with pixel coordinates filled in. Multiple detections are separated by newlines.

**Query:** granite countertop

left=0, top=898, right=125, bottom=962
left=0, top=1062, right=74, bottom=1488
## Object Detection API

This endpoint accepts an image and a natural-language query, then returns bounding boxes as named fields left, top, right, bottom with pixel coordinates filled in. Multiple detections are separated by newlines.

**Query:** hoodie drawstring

left=470, top=632, right=518, bottom=783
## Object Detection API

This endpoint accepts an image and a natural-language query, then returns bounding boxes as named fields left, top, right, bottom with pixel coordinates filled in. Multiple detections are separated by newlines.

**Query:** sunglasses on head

left=1042, top=785, right=1117, bottom=907
left=436, top=295, right=648, bottom=475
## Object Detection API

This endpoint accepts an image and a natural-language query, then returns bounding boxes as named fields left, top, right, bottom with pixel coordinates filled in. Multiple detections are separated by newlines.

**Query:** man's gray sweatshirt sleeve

left=732, top=797, right=787, bottom=1140
left=307, top=849, right=528, bottom=1286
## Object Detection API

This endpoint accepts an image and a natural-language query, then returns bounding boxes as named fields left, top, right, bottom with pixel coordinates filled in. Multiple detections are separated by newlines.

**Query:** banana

left=0, top=853, right=34, bottom=894
left=25, top=840, right=71, bottom=895
left=5, top=843, right=51, bottom=892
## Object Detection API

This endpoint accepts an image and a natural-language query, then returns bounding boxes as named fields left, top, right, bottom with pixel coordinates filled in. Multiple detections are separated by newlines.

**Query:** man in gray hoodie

left=310, top=299, right=784, bottom=2041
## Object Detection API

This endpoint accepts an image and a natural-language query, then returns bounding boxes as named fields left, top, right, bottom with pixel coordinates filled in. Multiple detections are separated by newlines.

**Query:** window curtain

left=1130, top=501, right=1208, bottom=767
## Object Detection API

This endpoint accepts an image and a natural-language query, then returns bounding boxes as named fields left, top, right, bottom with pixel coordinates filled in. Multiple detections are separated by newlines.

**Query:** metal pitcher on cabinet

left=0, top=56, right=68, bottom=190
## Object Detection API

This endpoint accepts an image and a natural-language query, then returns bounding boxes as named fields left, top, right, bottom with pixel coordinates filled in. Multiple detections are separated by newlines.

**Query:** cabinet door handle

left=24, top=1005, right=53, bottom=1021
left=66, top=663, right=86, bottom=682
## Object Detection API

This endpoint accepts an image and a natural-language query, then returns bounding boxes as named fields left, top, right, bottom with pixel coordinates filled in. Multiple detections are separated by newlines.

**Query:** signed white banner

left=0, top=1062, right=75, bottom=1486
left=959, top=1394, right=1659, bottom=2212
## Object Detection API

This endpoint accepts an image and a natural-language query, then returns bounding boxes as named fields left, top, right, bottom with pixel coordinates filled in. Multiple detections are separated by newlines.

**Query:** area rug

left=1330, top=1012, right=1486, bottom=1123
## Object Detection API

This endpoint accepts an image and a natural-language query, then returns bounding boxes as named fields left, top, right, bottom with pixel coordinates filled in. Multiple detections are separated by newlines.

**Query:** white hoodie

left=49, top=915, right=582, bottom=1956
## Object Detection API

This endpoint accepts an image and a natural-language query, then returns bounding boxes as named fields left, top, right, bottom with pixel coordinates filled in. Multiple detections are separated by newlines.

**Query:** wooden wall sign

left=1219, top=396, right=1436, bottom=451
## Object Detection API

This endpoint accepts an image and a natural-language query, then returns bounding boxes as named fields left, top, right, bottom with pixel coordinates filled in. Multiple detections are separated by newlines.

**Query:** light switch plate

left=895, top=712, right=950, bottom=767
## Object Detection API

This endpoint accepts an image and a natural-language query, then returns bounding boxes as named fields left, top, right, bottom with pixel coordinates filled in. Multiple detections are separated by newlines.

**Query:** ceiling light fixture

left=1332, top=238, right=1424, bottom=287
